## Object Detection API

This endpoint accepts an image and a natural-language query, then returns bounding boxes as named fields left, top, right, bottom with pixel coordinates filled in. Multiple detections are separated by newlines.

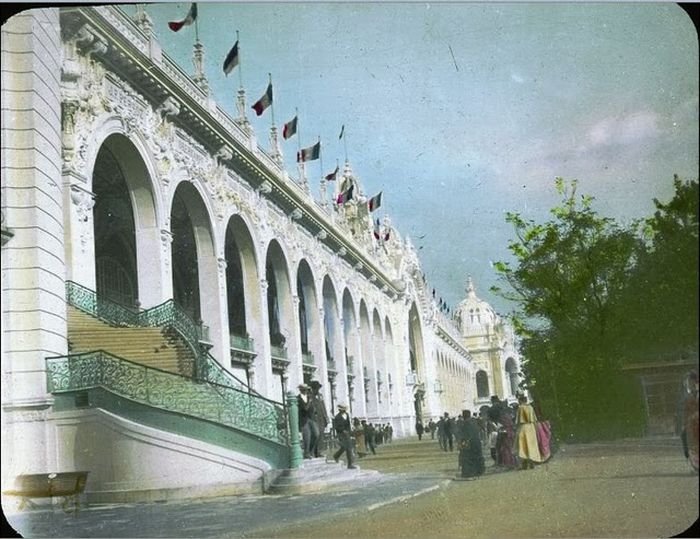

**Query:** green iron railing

left=230, top=334, right=255, bottom=353
left=46, top=351, right=288, bottom=445
left=270, top=345, right=287, bottom=359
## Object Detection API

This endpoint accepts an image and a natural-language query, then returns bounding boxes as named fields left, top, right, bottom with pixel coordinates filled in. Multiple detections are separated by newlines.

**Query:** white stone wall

left=1, top=8, right=64, bottom=483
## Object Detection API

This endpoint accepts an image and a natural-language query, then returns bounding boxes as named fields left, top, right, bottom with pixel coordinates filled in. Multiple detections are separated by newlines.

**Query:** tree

left=613, top=176, right=699, bottom=360
left=492, top=178, right=645, bottom=440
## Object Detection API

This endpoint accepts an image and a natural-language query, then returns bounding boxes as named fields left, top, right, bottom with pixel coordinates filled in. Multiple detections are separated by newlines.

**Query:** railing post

left=286, top=390, right=303, bottom=469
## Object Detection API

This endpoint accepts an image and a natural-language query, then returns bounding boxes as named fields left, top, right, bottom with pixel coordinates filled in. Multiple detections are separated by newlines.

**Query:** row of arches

left=86, top=133, right=426, bottom=416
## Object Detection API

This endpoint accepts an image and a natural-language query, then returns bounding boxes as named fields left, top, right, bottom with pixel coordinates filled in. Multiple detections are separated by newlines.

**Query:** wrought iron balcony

left=302, top=351, right=314, bottom=365
left=230, top=333, right=255, bottom=353
left=271, top=344, right=288, bottom=359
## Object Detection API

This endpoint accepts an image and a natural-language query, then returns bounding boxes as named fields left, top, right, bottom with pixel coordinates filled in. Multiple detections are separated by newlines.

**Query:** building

left=1, top=6, right=520, bottom=502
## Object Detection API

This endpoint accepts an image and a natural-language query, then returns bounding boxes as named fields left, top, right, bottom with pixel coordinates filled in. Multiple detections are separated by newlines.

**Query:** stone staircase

left=267, top=457, right=382, bottom=494
left=67, top=305, right=196, bottom=377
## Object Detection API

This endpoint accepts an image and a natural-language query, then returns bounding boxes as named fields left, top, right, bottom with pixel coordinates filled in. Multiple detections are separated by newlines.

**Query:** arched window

left=476, top=370, right=489, bottom=399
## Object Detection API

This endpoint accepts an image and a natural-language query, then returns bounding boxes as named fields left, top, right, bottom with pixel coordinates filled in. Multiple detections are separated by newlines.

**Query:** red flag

left=325, top=165, right=339, bottom=181
left=283, top=116, right=297, bottom=140
left=168, top=3, right=197, bottom=32
left=252, top=83, right=273, bottom=116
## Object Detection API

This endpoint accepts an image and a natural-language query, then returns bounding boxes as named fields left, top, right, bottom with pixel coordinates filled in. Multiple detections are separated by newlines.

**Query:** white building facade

left=1, top=6, right=520, bottom=501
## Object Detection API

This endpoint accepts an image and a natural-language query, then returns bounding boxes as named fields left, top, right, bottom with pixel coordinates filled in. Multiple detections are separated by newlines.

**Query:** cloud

left=585, top=111, right=660, bottom=149
left=510, top=72, right=525, bottom=84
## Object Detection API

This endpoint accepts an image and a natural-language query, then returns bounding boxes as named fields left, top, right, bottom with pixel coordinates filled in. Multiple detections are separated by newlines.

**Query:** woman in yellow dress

left=515, top=394, right=543, bottom=469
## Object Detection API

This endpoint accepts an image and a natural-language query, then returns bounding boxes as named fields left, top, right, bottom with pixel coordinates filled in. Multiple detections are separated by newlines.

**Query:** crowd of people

left=416, top=394, right=552, bottom=478
left=296, top=382, right=393, bottom=469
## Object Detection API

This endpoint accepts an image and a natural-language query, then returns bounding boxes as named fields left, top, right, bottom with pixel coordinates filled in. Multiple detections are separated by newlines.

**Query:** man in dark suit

left=297, top=384, right=312, bottom=459
left=308, top=380, right=329, bottom=457
left=332, top=404, right=357, bottom=469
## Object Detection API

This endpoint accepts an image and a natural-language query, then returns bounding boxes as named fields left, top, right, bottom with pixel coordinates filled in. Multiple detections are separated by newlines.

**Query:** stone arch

left=265, top=240, right=295, bottom=377
left=296, top=259, right=321, bottom=385
left=322, top=275, right=343, bottom=412
left=408, top=302, right=427, bottom=423
left=372, top=309, right=385, bottom=406
left=90, top=132, right=165, bottom=308
left=169, top=179, right=225, bottom=360
left=342, top=288, right=361, bottom=415
left=359, top=300, right=375, bottom=415
left=476, top=369, right=490, bottom=399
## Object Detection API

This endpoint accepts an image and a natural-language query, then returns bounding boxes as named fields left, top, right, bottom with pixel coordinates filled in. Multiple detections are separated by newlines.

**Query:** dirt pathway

left=251, top=437, right=698, bottom=538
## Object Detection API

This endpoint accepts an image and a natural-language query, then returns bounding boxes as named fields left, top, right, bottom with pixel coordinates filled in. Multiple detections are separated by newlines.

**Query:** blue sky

left=134, top=2, right=698, bottom=315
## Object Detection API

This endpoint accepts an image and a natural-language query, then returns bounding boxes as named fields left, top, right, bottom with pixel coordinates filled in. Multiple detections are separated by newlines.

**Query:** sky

left=130, top=2, right=697, bottom=315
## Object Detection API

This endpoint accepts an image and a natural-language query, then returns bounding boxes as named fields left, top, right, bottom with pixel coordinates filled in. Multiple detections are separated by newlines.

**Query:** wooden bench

left=3, top=471, right=89, bottom=513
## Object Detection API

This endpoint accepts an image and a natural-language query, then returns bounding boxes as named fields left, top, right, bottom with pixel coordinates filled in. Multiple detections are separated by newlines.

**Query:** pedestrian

left=682, top=371, right=699, bottom=472
left=332, top=404, right=357, bottom=469
left=428, top=419, right=437, bottom=439
left=297, top=384, right=312, bottom=459
left=352, top=417, right=367, bottom=458
left=387, top=423, right=393, bottom=443
left=515, top=394, right=543, bottom=470
left=490, top=396, right=516, bottom=469
left=437, top=415, right=446, bottom=450
left=363, top=420, right=376, bottom=454
left=444, top=413, right=454, bottom=451
left=416, top=420, right=424, bottom=440
left=308, top=380, right=329, bottom=458
left=457, top=410, right=485, bottom=478
left=487, top=418, right=499, bottom=463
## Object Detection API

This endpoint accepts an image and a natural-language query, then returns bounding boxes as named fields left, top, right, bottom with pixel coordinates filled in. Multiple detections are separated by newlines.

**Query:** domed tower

left=457, top=276, right=520, bottom=405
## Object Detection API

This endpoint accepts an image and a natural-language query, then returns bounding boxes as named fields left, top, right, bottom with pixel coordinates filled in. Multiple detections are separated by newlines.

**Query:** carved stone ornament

left=316, top=230, right=328, bottom=241
left=70, top=184, right=95, bottom=223
left=156, top=96, right=181, bottom=120
left=257, top=180, right=272, bottom=195
left=290, top=208, right=302, bottom=220
left=338, top=247, right=347, bottom=257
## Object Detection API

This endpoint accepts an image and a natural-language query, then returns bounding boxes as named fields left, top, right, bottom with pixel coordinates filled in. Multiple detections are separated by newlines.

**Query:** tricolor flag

left=324, top=165, right=339, bottom=181
left=373, top=218, right=381, bottom=240
left=251, top=83, right=273, bottom=116
left=297, top=141, right=321, bottom=163
left=336, top=183, right=354, bottom=205
left=168, top=3, right=198, bottom=32
left=223, top=40, right=239, bottom=75
left=283, top=116, right=298, bottom=140
left=338, top=125, right=345, bottom=140
left=368, top=191, right=382, bottom=212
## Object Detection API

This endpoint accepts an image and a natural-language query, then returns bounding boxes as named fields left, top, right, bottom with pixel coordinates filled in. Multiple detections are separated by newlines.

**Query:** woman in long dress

left=458, top=411, right=485, bottom=478
left=515, top=395, right=543, bottom=469
left=683, top=371, right=699, bottom=472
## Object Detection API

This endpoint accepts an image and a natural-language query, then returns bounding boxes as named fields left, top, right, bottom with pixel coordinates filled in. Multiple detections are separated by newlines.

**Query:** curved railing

left=46, top=351, right=288, bottom=445
left=66, top=281, right=270, bottom=399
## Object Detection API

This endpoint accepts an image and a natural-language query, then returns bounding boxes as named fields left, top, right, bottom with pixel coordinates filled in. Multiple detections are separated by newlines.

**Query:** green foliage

left=493, top=177, right=698, bottom=441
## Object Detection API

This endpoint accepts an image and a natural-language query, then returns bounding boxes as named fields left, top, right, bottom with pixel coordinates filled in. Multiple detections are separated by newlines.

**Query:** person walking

left=457, top=410, right=485, bottom=478
left=308, top=380, right=330, bottom=458
left=332, top=404, right=357, bottom=469
left=297, top=384, right=312, bottom=459
left=428, top=419, right=437, bottom=439
left=352, top=417, right=366, bottom=458
left=363, top=420, right=376, bottom=455
left=416, top=420, right=424, bottom=440
left=515, top=394, right=543, bottom=469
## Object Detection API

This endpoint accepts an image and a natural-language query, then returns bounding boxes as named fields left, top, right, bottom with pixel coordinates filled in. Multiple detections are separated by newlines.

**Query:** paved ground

left=3, top=435, right=698, bottom=538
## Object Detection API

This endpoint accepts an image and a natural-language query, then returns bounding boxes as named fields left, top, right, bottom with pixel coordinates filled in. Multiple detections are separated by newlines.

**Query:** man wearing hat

left=332, top=404, right=357, bottom=469
left=308, top=380, right=330, bottom=458
left=297, top=384, right=312, bottom=459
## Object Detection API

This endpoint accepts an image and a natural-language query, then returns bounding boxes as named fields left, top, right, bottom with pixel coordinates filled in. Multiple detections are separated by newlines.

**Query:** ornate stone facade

left=1, top=6, right=519, bottom=499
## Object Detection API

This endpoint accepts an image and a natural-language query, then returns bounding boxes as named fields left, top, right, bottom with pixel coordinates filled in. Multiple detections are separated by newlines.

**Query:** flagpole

left=343, top=127, right=348, bottom=162
left=194, top=8, right=200, bottom=43
left=318, top=136, right=324, bottom=180
left=295, top=107, right=301, bottom=156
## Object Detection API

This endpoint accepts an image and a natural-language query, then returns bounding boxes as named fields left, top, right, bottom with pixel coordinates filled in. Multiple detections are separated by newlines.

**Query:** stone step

left=266, top=465, right=382, bottom=495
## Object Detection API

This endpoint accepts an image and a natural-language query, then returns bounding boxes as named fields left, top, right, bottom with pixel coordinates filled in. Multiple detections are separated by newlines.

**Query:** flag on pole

left=282, top=116, right=298, bottom=140
left=251, top=83, right=273, bottom=116
left=168, top=3, right=198, bottom=32
left=368, top=191, right=383, bottom=212
left=223, top=40, right=239, bottom=75
left=324, top=165, right=339, bottom=181
left=297, top=141, right=321, bottom=162
left=373, top=218, right=381, bottom=240
left=339, top=125, right=345, bottom=140
left=336, top=183, right=354, bottom=205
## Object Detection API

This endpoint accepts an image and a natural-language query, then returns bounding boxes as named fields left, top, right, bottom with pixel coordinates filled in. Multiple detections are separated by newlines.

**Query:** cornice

left=61, top=6, right=400, bottom=297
